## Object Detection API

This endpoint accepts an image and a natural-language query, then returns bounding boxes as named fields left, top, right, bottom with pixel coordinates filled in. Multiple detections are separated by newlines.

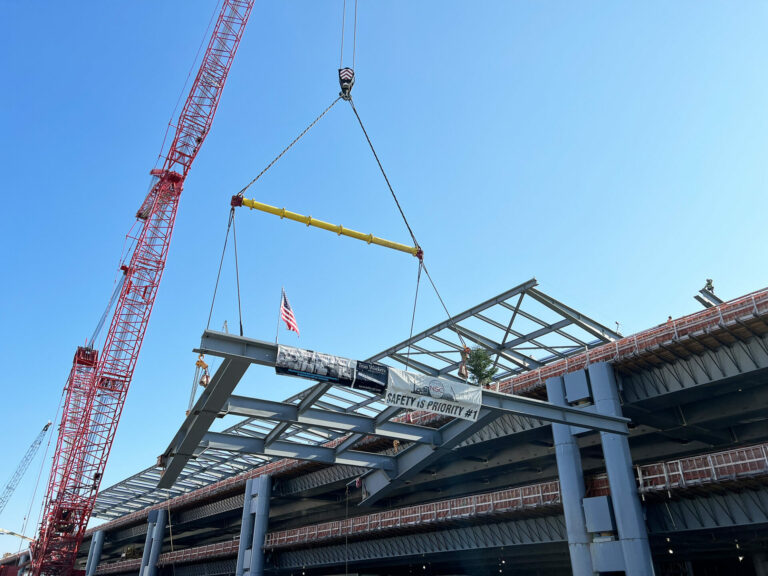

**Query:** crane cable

left=339, top=0, right=358, bottom=70
left=346, top=97, right=468, bottom=351
left=204, top=97, right=343, bottom=386
left=236, top=97, right=342, bottom=198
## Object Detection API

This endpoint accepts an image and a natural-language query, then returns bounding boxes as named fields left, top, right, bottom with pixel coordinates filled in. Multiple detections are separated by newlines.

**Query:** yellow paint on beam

left=237, top=197, right=420, bottom=257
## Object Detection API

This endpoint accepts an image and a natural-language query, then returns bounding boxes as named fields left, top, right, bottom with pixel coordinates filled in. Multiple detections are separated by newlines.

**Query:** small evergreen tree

left=466, top=347, right=497, bottom=387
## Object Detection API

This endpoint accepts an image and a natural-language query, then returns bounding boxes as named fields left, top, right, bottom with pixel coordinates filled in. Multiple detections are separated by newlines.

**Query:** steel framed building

left=3, top=279, right=767, bottom=576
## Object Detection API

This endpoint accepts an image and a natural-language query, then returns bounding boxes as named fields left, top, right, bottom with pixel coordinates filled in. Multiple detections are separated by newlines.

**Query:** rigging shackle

left=339, top=68, right=355, bottom=100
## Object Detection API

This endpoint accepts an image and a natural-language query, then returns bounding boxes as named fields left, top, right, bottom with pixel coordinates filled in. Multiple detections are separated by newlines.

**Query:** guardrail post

left=235, top=475, right=272, bottom=576
left=546, top=376, right=595, bottom=576
left=589, top=362, right=655, bottom=576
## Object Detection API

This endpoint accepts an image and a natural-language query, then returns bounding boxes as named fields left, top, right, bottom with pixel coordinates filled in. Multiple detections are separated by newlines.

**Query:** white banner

left=385, top=369, right=482, bottom=421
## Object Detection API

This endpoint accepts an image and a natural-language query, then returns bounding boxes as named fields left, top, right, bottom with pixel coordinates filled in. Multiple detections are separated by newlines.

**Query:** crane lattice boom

left=31, top=3, right=254, bottom=574
left=0, top=422, right=51, bottom=517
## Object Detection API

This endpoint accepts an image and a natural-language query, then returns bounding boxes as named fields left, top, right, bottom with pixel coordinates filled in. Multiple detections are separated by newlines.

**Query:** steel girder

left=274, top=464, right=366, bottom=497
left=158, top=358, right=253, bottom=488
left=646, top=485, right=768, bottom=532
left=195, top=333, right=628, bottom=435
left=272, top=516, right=567, bottom=570
left=155, top=332, right=628, bottom=497
left=621, top=332, right=768, bottom=404
left=201, top=431, right=396, bottom=470
left=98, top=282, right=621, bottom=517
left=223, top=396, right=442, bottom=444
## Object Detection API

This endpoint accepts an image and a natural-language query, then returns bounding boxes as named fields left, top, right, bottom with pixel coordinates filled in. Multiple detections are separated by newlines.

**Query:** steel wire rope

left=236, top=97, right=342, bottom=198
left=206, top=209, right=234, bottom=331
left=347, top=98, right=418, bottom=247
left=404, top=262, right=423, bottom=372
left=346, top=98, right=468, bottom=350
left=231, top=210, right=244, bottom=336
left=352, top=0, right=358, bottom=69
left=339, top=0, right=346, bottom=69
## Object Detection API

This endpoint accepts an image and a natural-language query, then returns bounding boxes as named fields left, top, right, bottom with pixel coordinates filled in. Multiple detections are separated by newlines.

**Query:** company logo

left=428, top=380, right=444, bottom=398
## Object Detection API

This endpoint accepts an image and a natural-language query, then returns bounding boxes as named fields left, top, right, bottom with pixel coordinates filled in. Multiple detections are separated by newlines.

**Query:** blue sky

left=1, top=1, right=767, bottom=555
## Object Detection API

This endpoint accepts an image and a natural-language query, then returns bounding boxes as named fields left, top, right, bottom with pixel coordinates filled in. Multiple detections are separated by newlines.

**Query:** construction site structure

left=3, top=280, right=766, bottom=575
left=29, top=3, right=254, bottom=575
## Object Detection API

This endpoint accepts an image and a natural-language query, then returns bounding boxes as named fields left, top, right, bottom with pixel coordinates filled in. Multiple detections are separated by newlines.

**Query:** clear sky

left=1, top=0, right=767, bottom=556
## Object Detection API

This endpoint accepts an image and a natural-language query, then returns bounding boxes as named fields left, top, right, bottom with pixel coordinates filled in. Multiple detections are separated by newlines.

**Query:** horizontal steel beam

left=159, top=331, right=627, bottom=495
left=526, top=288, right=621, bottom=342
left=224, top=396, right=441, bottom=445
left=201, top=432, right=396, bottom=471
left=481, top=390, right=628, bottom=435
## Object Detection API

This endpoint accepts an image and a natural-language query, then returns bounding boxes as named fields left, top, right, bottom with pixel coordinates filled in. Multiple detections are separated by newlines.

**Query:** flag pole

left=275, top=287, right=283, bottom=344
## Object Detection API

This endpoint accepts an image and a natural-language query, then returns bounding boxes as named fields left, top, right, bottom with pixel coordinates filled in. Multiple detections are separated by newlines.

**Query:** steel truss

left=95, top=281, right=620, bottom=517
left=155, top=331, right=628, bottom=502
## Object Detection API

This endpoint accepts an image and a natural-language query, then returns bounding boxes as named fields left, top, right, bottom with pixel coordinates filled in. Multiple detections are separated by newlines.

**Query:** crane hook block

left=339, top=68, right=355, bottom=100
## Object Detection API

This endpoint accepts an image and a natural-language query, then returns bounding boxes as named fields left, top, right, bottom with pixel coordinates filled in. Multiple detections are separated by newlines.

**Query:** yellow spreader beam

left=232, top=196, right=421, bottom=258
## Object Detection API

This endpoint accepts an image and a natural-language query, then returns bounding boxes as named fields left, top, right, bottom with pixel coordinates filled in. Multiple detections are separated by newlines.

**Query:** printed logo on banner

left=385, top=368, right=482, bottom=421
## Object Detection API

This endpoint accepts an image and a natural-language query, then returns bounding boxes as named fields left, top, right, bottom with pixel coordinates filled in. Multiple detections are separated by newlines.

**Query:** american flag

left=280, top=289, right=300, bottom=336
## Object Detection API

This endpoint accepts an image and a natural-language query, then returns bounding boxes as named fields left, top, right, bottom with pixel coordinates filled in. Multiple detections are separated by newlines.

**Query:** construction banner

left=275, top=346, right=388, bottom=394
left=385, top=369, right=482, bottom=422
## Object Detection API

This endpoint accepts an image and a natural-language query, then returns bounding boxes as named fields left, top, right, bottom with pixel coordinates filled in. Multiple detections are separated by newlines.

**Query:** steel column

left=139, top=508, right=166, bottom=576
left=235, top=479, right=255, bottom=576
left=545, top=376, right=595, bottom=576
left=236, top=475, right=271, bottom=576
left=589, top=362, right=654, bottom=576
left=85, top=530, right=105, bottom=576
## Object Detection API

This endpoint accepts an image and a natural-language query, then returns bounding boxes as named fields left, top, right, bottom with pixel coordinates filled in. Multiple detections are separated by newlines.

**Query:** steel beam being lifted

left=157, top=331, right=628, bottom=490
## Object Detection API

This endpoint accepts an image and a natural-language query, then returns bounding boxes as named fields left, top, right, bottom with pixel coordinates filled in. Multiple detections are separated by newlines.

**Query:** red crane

left=30, top=3, right=254, bottom=574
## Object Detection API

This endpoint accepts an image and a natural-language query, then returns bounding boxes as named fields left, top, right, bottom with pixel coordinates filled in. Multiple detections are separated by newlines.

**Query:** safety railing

left=95, top=541, right=241, bottom=574
left=92, top=442, right=768, bottom=570
left=92, top=288, right=768, bottom=536
left=499, top=287, right=768, bottom=395
left=264, top=480, right=561, bottom=549
left=636, top=443, right=768, bottom=493
left=95, top=558, right=141, bottom=575
left=265, top=441, right=768, bottom=550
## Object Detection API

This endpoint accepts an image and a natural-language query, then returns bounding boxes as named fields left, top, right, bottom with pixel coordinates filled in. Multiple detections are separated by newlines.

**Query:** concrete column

left=139, top=508, right=166, bottom=576
left=546, top=376, right=595, bottom=576
left=236, top=475, right=271, bottom=576
left=85, top=530, right=105, bottom=576
left=754, top=552, right=768, bottom=576
left=589, top=362, right=655, bottom=576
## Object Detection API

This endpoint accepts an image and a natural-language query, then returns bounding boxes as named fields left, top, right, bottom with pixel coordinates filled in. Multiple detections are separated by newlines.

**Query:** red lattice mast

left=31, top=3, right=254, bottom=574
